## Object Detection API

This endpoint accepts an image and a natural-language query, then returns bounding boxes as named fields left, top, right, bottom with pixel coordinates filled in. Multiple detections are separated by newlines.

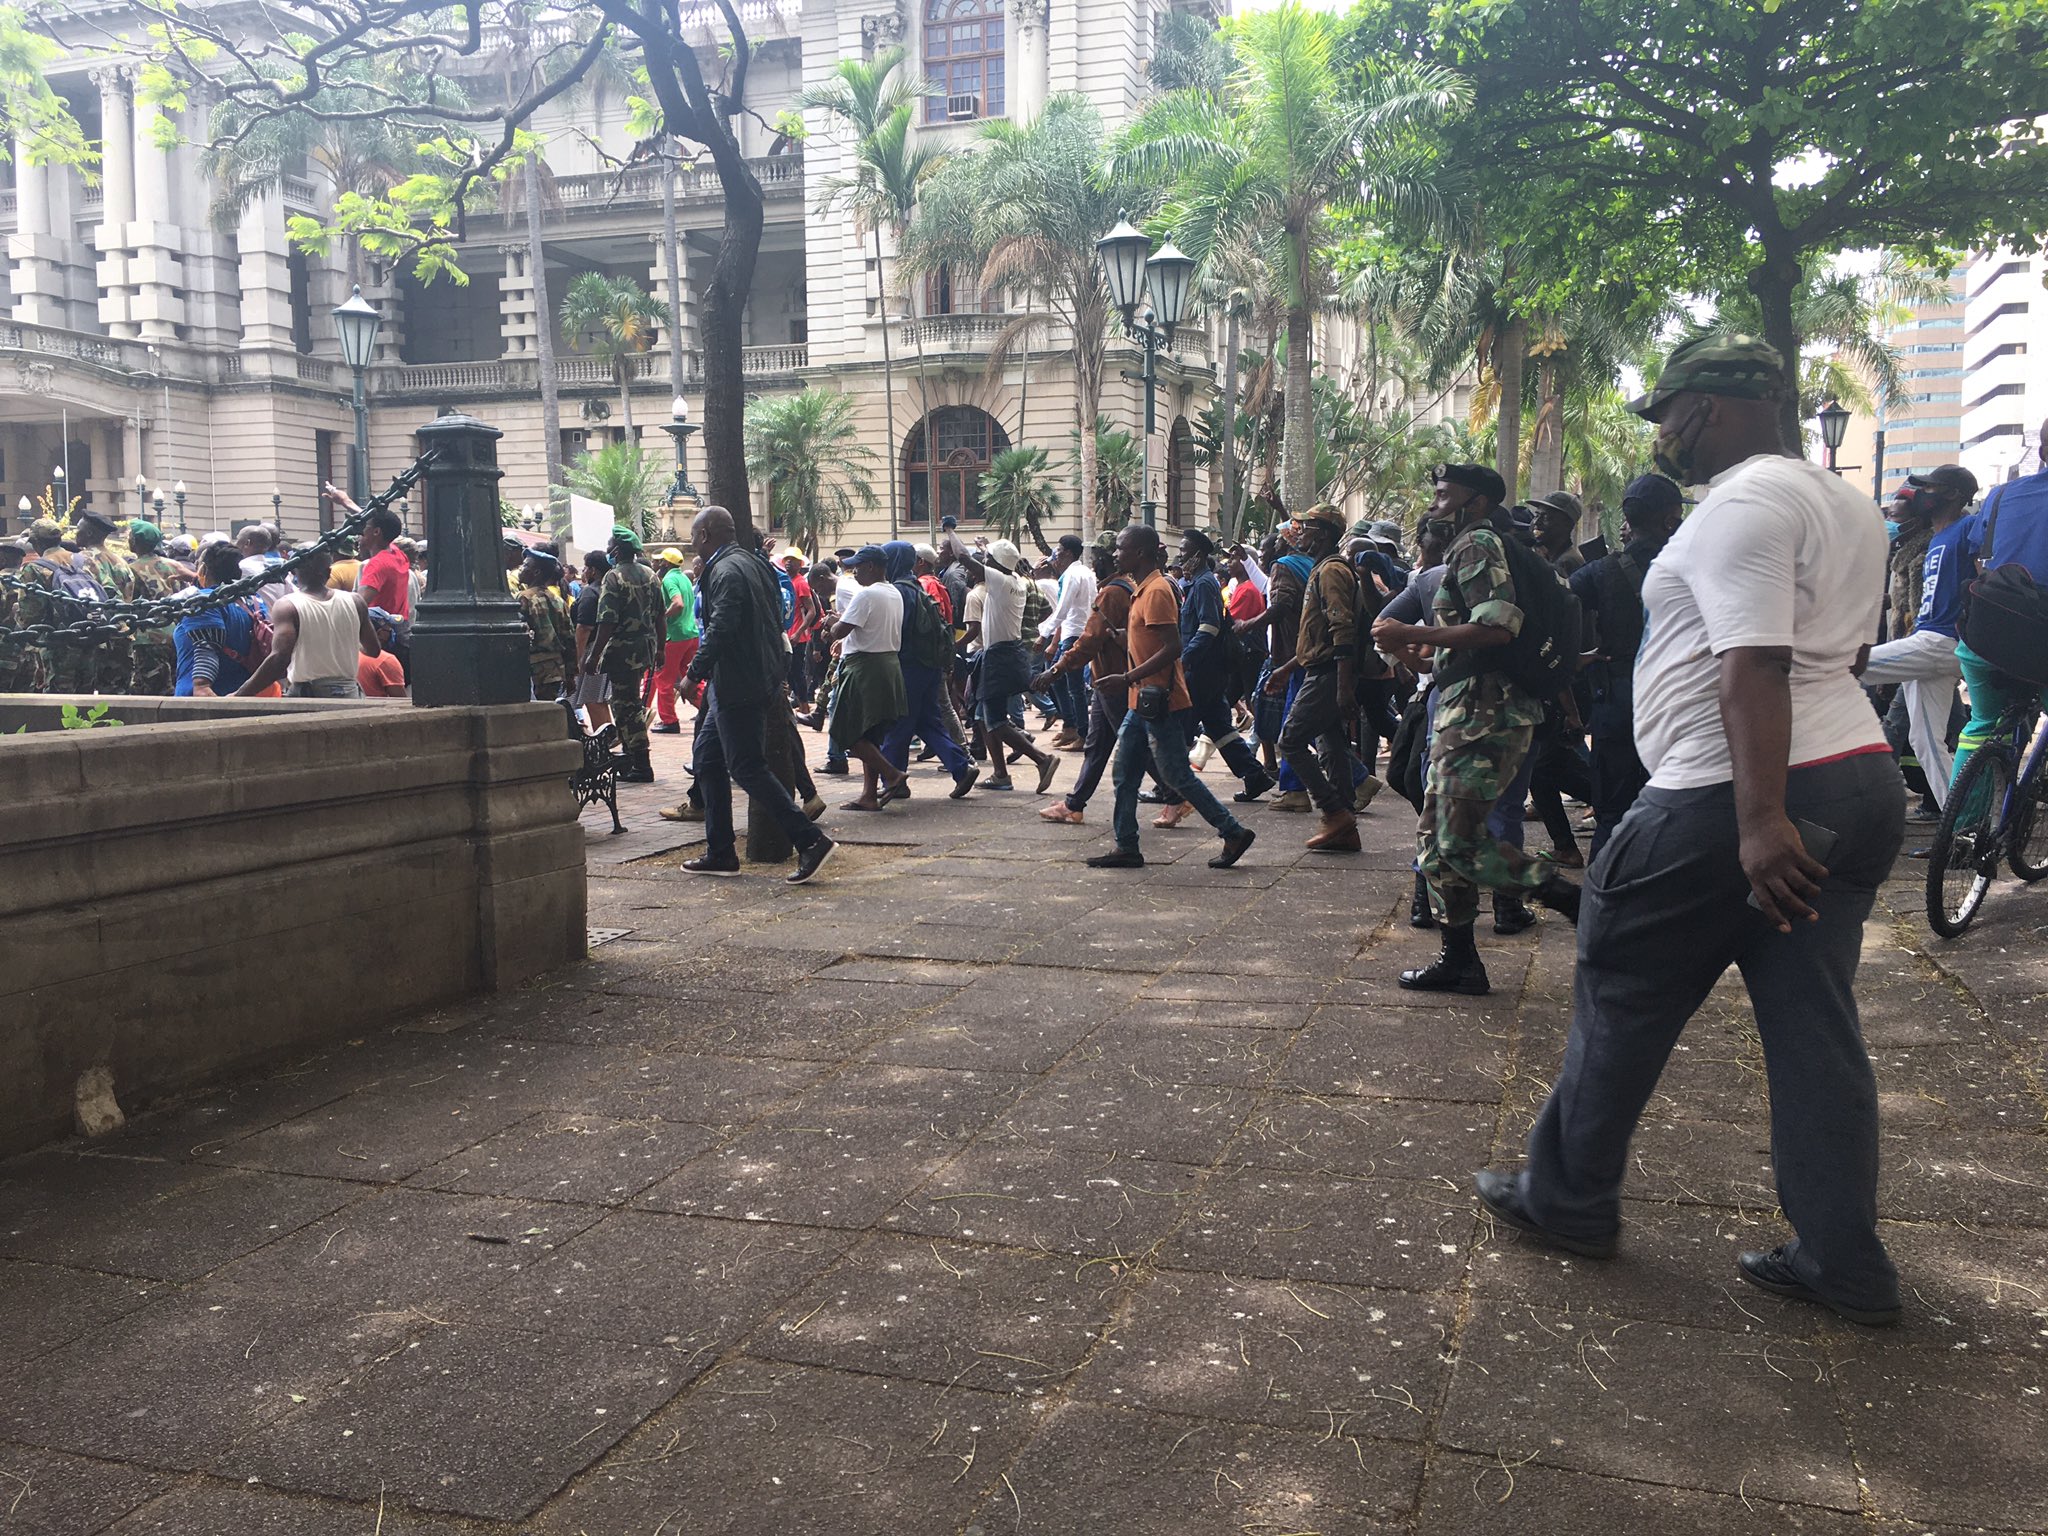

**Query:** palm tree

left=560, top=441, right=664, bottom=541
left=800, top=47, right=944, bottom=539
left=1113, top=3, right=1469, bottom=512
left=978, top=446, right=1062, bottom=553
left=908, top=95, right=1142, bottom=541
left=1069, top=416, right=1143, bottom=526
left=561, top=272, right=671, bottom=439
left=744, top=388, right=879, bottom=554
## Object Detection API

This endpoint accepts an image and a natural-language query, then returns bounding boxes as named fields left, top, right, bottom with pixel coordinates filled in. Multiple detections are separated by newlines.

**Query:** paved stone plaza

left=3, top=733, right=2046, bottom=1535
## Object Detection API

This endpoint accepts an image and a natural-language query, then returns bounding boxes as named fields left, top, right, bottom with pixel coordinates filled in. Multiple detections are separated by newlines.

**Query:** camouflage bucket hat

left=1628, top=333, right=1786, bottom=421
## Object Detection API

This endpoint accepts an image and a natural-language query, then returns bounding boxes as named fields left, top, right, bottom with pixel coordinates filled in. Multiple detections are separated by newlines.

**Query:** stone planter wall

left=0, top=697, right=585, bottom=1155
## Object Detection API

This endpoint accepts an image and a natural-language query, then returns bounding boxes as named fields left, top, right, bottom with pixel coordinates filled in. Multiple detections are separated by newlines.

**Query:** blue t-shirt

left=173, top=598, right=260, bottom=695
left=1962, top=469, right=2048, bottom=585
left=1914, top=520, right=1972, bottom=640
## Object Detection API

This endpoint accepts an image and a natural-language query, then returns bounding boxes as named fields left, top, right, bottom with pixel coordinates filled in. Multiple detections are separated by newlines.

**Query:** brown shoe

left=1306, top=811, right=1360, bottom=853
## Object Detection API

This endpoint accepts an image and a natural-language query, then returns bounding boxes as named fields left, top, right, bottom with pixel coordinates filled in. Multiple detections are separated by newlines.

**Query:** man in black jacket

left=681, top=505, right=835, bottom=884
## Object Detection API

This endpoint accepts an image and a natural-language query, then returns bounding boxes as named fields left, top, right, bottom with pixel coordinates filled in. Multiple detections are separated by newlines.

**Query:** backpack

left=1962, top=562, right=2048, bottom=688
left=219, top=599, right=276, bottom=677
left=1443, top=531, right=1583, bottom=702
left=31, top=556, right=107, bottom=607
left=1020, top=574, right=1053, bottom=635
left=896, top=579, right=954, bottom=672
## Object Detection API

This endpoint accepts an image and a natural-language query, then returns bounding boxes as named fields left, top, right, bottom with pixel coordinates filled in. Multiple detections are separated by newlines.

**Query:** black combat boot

left=620, top=746, right=656, bottom=784
left=1409, top=871, right=1438, bottom=930
left=1535, top=874, right=1581, bottom=927
left=1492, top=892, right=1537, bottom=936
left=1399, top=923, right=1489, bottom=995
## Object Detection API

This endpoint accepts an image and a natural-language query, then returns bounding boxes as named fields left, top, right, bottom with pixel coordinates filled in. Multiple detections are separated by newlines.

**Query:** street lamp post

left=660, top=395, right=701, bottom=507
left=172, top=480, right=187, bottom=534
left=134, top=474, right=148, bottom=518
left=1095, top=218, right=1195, bottom=527
left=1817, top=399, right=1850, bottom=474
left=50, top=464, right=65, bottom=517
left=332, top=285, right=383, bottom=506
left=151, top=490, right=164, bottom=532
left=271, top=486, right=282, bottom=523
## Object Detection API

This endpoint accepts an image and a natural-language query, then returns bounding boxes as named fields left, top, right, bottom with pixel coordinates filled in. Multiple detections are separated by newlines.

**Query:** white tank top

left=288, top=589, right=362, bottom=683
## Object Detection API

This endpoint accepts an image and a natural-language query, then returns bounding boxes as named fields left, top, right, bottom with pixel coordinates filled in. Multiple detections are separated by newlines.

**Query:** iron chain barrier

left=0, top=453, right=437, bottom=648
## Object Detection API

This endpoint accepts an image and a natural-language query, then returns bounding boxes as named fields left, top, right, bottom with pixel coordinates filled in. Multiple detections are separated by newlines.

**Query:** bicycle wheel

left=1927, top=748, right=2008, bottom=937
left=2009, top=768, right=2048, bottom=882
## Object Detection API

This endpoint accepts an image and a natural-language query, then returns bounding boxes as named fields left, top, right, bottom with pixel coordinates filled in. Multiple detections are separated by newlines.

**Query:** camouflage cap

left=27, top=517, right=63, bottom=543
left=1296, top=503, right=1348, bottom=534
left=1091, top=528, right=1120, bottom=554
left=1627, top=333, right=1786, bottom=421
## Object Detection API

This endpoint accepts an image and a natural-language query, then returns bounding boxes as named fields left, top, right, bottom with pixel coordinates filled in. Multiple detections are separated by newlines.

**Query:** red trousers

left=643, top=636, right=701, bottom=725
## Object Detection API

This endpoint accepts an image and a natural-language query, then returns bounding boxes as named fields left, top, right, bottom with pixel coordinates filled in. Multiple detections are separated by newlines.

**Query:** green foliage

left=59, top=702, right=121, bottom=730
left=561, top=272, right=671, bottom=430
left=0, top=8, right=92, bottom=171
left=559, top=442, right=663, bottom=542
left=978, top=447, right=1063, bottom=552
left=1068, top=418, right=1142, bottom=526
left=743, top=389, right=878, bottom=554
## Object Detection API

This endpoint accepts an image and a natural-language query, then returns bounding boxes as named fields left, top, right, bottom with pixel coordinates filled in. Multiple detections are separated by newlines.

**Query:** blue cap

left=844, top=544, right=888, bottom=568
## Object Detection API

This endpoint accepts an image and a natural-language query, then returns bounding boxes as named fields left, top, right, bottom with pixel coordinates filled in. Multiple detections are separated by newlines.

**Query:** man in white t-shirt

left=973, top=541, right=1060, bottom=793
left=1475, top=335, right=1907, bottom=1328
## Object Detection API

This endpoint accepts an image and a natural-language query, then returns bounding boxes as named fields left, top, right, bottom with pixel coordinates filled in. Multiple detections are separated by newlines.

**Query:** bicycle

left=1925, top=690, right=2048, bottom=937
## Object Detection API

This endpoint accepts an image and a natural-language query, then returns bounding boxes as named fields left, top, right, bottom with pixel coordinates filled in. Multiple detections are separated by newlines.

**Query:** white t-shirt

left=963, top=585, right=987, bottom=653
left=1633, top=454, right=1887, bottom=790
left=838, top=580, right=903, bottom=655
left=981, top=566, right=1028, bottom=645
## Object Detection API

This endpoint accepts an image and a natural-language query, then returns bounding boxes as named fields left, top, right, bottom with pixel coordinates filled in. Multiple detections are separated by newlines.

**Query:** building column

left=94, top=67, right=139, bottom=336
left=128, top=95, right=185, bottom=340
left=235, top=188, right=295, bottom=351
left=648, top=233, right=696, bottom=386
left=1012, top=0, right=1051, bottom=122
left=498, top=244, right=536, bottom=360
left=7, top=137, right=68, bottom=326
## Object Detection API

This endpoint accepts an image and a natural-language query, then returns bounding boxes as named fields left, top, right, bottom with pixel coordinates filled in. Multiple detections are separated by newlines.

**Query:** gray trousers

left=1516, top=750, right=1906, bottom=1312
left=1278, top=662, right=1352, bottom=814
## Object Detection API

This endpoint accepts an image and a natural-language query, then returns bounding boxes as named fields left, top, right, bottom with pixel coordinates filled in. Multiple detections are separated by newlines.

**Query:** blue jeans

left=1051, top=636, right=1087, bottom=730
left=1110, top=706, right=1247, bottom=852
left=883, top=661, right=971, bottom=777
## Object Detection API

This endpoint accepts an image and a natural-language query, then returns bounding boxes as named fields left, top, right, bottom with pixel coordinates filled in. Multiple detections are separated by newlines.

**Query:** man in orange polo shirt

left=1084, top=523, right=1256, bottom=871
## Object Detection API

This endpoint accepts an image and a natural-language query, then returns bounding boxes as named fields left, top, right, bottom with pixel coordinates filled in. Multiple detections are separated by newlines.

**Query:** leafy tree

left=1348, top=0, right=2048, bottom=449
left=0, top=8, right=91, bottom=170
left=978, top=446, right=1062, bottom=554
left=744, top=388, right=878, bottom=555
left=560, top=440, right=663, bottom=541
left=799, top=47, right=942, bottom=539
left=1114, top=2, right=1469, bottom=512
left=561, top=272, right=671, bottom=437
left=1069, top=416, right=1143, bottom=526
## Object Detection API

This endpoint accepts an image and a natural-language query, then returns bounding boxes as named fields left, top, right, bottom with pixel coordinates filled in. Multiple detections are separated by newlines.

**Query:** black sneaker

left=1086, top=847, right=1146, bottom=869
left=1233, top=772, right=1275, bottom=803
left=1473, top=1170, right=1617, bottom=1260
left=820, top=760, right=850, bottom=776
left=950, top=766, right=981, bottom=799
left=650, top=722, right=682, bottom=734
left=1737, top=1247, right=1899, bottom=1326
left=788, top=837, right=836, bottom=885
left=684, top=853, right=741, bottom=877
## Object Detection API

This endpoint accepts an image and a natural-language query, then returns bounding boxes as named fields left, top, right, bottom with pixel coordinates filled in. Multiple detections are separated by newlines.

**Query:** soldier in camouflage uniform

left=15, top=518, right=94, bottom=695
left=1371, top=463, right=1580, bottom=995
left=583, top=524, right=665, bottom=782
left=517, top=549, right=576, bottom=701
left=0, top=539, right=42, bottom=693
left=124, top=520, right=186, bottom=695
left=70, top=510, right=137, bottom=695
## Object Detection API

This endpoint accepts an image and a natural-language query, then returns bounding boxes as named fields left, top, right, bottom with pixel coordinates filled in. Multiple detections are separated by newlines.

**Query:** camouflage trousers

left=603, top=659, right=650, bottom=757
left=0, top=644, right=43, bottom=694
left=1418, top=717, right=1555, bottom=928
left=38, top=641, right=98, bottom=696
left=129, top=641, right=175, bottom=697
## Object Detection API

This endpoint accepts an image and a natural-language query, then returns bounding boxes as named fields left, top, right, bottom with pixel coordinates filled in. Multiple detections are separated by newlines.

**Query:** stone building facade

left=3, top=0, right=1434, bottom=545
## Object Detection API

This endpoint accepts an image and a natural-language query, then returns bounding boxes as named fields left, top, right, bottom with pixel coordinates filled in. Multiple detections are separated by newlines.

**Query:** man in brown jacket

left=1268, top=505, right=1361, bottom=851
left=1036, top=530, right=1134, bottom=825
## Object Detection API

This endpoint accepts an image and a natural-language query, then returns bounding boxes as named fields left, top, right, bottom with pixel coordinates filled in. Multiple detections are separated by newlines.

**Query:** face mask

left=1884, top=520, right=1901, bottom=539
left=1419, top=516, right=1456, bottom=547
left=1651, top=399, right=1710, bottom=485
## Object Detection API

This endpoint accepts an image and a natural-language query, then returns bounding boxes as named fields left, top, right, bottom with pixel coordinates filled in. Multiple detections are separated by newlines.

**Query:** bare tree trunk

left=874, top=223, right=899, bottom=538
left=698, top=162, right=764, bottom=531
left=1281, top=302, right=1313, bottom=512
left=1218, top=305, right=1241, bottom=540
left=662, top=143, right=687, bottom=402
left=1495, top=316, right=1527, bottom=506
left=618, top=362, right=636, bottom=439
left=1748, top=251, right=1806, bottom=454
left=1527, top=352, right=1563, bottom=499
left=1077, top=371, right=1100, bottom=542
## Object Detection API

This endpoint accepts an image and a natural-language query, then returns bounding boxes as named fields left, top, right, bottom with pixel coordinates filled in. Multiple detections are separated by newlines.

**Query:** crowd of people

left=537, top=335, right=2047, bottom=1329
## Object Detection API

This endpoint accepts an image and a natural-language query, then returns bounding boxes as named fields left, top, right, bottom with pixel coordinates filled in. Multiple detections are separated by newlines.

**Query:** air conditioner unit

left=945, top=93, right=980, bottom=121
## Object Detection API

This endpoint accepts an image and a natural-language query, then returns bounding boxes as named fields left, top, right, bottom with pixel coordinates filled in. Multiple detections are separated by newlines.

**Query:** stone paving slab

left=5, top=732, right=2046, bottom=1533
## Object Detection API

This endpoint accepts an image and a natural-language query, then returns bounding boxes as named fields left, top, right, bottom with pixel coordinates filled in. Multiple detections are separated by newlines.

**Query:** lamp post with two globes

left=1094, top=218, right=1195, bottom=528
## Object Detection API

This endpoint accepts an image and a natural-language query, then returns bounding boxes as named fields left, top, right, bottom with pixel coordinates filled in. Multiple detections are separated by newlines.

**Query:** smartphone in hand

left=1746, top=819, right=1839, bottom=911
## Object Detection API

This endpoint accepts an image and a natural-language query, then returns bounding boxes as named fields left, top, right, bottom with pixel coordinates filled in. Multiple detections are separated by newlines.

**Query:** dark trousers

left=1279, top=662, right=1353, bottom=814
left=1528, top=711, right=1593, bottom=852
left=1516, top=751, right=1905, bottom=1312
left=1185, top=668, right=1265, bottom=786
left=698, top=692, right=825, bottom=861
left=1354, top=674, right=1399, bottom=773
left=882, top=662, right=972, bottom=777
left=1586, top=694, right=1647, bottom=860
left=1066, top=682, right=1132, bottom=812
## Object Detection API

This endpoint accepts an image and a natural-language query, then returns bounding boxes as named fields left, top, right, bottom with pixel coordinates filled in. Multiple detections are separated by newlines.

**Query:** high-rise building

left=1960, top=247, right=2048, bottom=487
left=1873, top=269, right=1966, bottom=500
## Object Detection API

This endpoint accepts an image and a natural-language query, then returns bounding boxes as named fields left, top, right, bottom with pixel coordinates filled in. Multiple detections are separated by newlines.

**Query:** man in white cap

left=976, top=539, right=1060, bottom=794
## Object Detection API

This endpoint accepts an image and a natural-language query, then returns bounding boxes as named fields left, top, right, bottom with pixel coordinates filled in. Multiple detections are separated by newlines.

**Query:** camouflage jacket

left=1888, top=523, right=1933, bottom=640
left=595, top=558, right=664, bottom=672
left=127, top=554, right=187, bottom=645
left=72, top=545, right=136, bottom=604
left=519, top=585, right=575, bottom=679
left=1432, top=524, right=1545, bottom=734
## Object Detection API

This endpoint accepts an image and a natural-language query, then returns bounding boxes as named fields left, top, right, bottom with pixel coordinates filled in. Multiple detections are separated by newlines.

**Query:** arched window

left=924, top=0, right=1005, bottom=124
left=904, top=406, right=1011, bottom=526
left=1165, top=416, right=1194, bottom=528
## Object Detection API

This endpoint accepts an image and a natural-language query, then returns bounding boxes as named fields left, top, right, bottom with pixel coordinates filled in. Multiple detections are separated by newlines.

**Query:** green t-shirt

left=661, top=567, right=698, bottom=642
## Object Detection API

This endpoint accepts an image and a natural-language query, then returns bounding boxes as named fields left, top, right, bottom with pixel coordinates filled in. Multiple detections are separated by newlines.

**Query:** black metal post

left=1139, top=321, right=1159, bottom=527
left=408, top=414, right=532, bottom=707
left=662, top=421, right=700, bottom=505
left=1872, top=429, right=1886, bottom=505
left=350, top=367, right=372, bottom=505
